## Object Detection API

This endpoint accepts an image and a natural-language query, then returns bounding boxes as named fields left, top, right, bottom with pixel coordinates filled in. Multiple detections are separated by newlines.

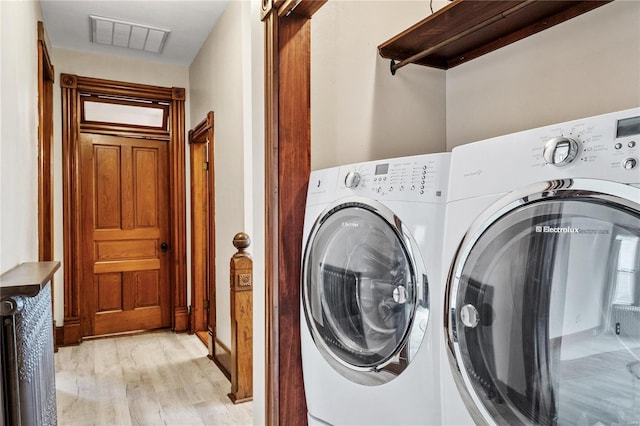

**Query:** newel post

left=228, top=232, right=253, bottom=404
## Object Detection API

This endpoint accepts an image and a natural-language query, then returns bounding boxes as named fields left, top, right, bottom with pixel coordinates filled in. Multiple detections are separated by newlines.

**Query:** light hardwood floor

left=55, top=331, right=253, bottom=425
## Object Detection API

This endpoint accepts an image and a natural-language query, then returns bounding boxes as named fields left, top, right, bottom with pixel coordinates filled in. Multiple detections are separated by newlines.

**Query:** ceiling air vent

left=89, top=15, right=170, bottom=54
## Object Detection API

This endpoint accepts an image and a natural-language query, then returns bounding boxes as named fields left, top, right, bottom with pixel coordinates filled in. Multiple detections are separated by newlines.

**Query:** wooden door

left=189, top=112, right=216, bottom=349
left=80, top=133, right=171, bottom=336
left=190, top=139, right=212, bottom=338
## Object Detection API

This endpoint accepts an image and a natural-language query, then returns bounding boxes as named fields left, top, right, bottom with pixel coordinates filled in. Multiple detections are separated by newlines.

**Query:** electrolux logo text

left=535, top=226, right=610, bottom=235
left=536, top=225, right=579, bottom=234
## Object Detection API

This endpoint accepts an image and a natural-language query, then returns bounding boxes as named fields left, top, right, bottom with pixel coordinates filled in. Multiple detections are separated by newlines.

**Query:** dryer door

left=302, top=197, right=428, bottom=385
left=446, top=179, right=640, bottom=425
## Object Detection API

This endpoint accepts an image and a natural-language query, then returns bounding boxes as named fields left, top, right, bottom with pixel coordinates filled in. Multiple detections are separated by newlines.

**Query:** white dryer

left=301, top=153, right=450, bottom=425
left=440, top=108, right=640, bottom=425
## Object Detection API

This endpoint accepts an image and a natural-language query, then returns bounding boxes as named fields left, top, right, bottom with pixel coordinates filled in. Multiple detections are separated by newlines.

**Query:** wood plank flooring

left=55, top=331, right=253, bottom=425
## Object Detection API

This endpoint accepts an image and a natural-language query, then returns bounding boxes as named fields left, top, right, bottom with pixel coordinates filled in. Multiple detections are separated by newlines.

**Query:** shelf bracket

left=390, top=59, right=398, bottom=76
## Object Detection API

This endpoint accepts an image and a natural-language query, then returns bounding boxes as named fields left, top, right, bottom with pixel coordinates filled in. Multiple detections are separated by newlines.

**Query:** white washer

left=301, top=153, right=450, bottom=425
left=440, top=108, right=640, bottom=425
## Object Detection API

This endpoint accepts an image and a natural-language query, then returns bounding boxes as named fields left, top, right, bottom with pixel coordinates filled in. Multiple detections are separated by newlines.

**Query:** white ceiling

left=40, top=0, right=229, bottom=66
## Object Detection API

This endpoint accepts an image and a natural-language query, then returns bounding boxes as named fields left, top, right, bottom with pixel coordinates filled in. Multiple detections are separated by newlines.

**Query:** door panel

left=133, top=147, right=160, bottom=227
left=95, top=239, right=157, bottom=260
left=96, top=273, right=122, bottom=311
left=81, top=133, right=170, bottom=337
left=94, top=145, right=121, bottom=228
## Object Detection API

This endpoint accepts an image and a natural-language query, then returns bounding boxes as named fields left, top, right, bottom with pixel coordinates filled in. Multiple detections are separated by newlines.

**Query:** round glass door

left=447, top=179, right=640, bottom=425
left=302, top=198, right=427, bottom=385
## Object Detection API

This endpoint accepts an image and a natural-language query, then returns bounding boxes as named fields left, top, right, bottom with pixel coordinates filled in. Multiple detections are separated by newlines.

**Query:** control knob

left=623, top=158, right=637, bottom=170
left=543, top=136, right=580, bottom=167
left=344, top=171, right=361, bottom=188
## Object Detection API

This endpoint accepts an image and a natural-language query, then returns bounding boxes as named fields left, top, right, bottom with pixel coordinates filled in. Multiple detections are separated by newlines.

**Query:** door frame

left=188, top=112, right=216, bottom=346
left=262, top=1, right=326, bottom=423
left=37, top=21, right=54, bottom=264
left=37, top=21, right=56, bottom=347
left=59, top=74, right=188, bottom=345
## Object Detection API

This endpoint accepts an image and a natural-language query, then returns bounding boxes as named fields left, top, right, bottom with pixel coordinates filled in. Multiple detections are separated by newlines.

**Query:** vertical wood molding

left=37, top=21, right=56, bottom=348
left=264, top=6, right=316, bottom=425
left=277, top=16, right=311, bottom=426
left=206, top=112, right=217, bottom=344
left=61, top=74, right=82, bottom=346
left=37, top=21, right=55, bottom=263
left=263, top=10, right=280, bottom=426
left=171, top=90, right=189, bottom=332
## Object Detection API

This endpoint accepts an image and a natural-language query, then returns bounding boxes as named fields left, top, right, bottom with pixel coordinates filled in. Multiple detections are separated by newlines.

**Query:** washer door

left=446, top=179, right=640, bottom=425
left=302, top=197, right=428, bottom=385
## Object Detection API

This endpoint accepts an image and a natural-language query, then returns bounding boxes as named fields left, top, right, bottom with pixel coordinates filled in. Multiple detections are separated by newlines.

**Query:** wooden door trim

left=37, top=21, right=54, bottom=262
left=60, top=74, right=187, bottom=345
left=38, top=21, right=56, bottom=347
left=189, top=111, right=214, bottom=142
left=188, top=112, right=216, bottom=344
left=262, top=1, right=325, bottom=424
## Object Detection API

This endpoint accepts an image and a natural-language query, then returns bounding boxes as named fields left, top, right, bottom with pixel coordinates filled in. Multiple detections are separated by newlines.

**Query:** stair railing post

left=228, top=232, right=253, bottom=403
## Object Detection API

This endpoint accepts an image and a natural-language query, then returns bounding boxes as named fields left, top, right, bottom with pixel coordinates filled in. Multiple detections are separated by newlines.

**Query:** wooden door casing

left=80, top=133, right=171, bottom=336
left=262, top=1, right=326, bottom=424
left=188, top=112, right=216, bottom=348
left=37, top=21, right=55, bottom=263
left=37, top=21, right=56, bottom=349
left=60, top=75, right=187, bottom=345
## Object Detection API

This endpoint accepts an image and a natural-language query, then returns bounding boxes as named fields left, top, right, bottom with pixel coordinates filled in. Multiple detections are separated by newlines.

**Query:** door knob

left=161, top=242, right=169, bottom=253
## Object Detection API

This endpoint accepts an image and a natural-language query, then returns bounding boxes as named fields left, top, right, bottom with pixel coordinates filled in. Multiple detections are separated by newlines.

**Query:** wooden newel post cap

left=233, top=233, right=251, bottom=252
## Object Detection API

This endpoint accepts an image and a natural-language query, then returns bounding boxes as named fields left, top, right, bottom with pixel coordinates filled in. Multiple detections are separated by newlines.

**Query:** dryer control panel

left=539, top=112, right=639, bottom=171
left=335, top=153, right=450, bottom=204
left=449, top=108, right=640, bottom=202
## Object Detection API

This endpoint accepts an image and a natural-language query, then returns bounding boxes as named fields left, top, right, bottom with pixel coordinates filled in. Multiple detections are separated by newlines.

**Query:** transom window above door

left=81, top=95, right=169, bottom=130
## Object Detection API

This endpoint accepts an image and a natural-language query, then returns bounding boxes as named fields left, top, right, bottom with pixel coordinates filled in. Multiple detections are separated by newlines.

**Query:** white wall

left=52, top=48, right=190, bottom=90
left=51, top=48, right=190, bottom=324
left=189, top=1, right=265, bottom=423
left=446, top=1, right=640, bottom=149
left=0, top=1, right=43, bottom=274
left=189, top=0, right=247, bottom=351
left=248, top=1, right=266, bottom=424
left=311, top=1, right=449, bottom=170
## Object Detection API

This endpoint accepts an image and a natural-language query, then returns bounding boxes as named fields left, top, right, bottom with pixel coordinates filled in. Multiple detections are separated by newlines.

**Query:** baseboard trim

left=173, top=307, right=189, bottom=332
left=212, top=337, right=231, bottom=381
left=57, top=322, right=82, bottom=346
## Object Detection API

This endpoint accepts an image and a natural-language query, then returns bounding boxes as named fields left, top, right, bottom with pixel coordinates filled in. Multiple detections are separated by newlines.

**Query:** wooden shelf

left=0, top=261, right=60, bottom=298
left=378, top=0, right=612, bottom=71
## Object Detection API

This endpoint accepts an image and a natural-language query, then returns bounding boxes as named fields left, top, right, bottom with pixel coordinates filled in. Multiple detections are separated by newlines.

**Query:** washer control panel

left=337, top=153, right=450, bottom=203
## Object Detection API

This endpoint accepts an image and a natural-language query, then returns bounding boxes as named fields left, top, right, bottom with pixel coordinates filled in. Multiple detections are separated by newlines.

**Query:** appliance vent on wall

left=89, top=15, right=170, bottom=54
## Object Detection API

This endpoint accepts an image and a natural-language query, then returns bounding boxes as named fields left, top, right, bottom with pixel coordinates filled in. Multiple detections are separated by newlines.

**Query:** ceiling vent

left=90, top=15, right=170, bottom=54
